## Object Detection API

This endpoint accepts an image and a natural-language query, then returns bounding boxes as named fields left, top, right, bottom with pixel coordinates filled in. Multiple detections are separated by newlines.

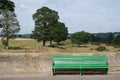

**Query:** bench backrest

left=52, top=55, right=108, bottom=69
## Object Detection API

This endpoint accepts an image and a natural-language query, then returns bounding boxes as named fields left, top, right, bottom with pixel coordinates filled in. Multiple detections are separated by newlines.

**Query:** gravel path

left=0, top=73, right=120, bottom=80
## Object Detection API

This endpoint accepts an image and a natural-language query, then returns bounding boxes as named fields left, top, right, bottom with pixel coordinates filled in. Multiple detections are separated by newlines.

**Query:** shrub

left=96, top=46, right=106, bottom=52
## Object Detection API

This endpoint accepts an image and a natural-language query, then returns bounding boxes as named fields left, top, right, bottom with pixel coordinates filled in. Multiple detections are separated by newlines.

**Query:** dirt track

left=0, top=73, right=120, bottom=80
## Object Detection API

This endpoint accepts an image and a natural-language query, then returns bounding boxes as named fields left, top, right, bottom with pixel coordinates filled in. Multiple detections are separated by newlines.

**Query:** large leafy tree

left=53, top=22, right=68, bottom=45
left=0, top=0, right=15, bottom=12
left=0, top=0, right=20, bottom=49
left=32, top=6, right=59, bottom=46
left=71, top=31, right=91, bottom=47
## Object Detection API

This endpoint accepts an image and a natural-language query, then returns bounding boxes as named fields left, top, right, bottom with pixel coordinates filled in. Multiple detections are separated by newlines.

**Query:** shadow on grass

left=48, top=43, right=65, bottom=47
left=48, top=44, right=57, bottom=48
left=47, top=44, right=66, bottom=49
left=73, top=45, right=89, bottom=48
left=8, top=46, right=25, bottom=50
left=57, top=46, right=66, bottom=49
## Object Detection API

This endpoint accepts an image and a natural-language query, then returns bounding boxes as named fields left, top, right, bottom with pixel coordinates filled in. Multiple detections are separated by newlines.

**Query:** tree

left=91, top=34, right=101, bottom=43
left=0, top=0, right=20, bottom=49
left=32, top=6, right=59, bottom=46
left=71, top=31, right=91, bottom=47
left=112, top=35, right=120, bottom=46
left=53, top=22, right=68, bottom=45
left=0, top=0, right=15, bottom=12
left=106, top=33, right=114, bottom=44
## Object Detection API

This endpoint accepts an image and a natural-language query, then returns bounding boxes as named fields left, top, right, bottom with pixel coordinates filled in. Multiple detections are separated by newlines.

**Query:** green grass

left=0, top=39, right=119, bottom=53
left=0, top=39, right=37, bottom=53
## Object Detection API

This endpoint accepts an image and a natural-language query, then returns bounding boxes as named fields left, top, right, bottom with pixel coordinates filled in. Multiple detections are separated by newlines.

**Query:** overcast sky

left=12, top=0, right=120, bottom=34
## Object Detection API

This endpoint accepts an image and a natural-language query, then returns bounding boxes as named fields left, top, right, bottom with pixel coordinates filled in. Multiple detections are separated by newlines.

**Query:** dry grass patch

left=0, top=39, right=120, bottom=53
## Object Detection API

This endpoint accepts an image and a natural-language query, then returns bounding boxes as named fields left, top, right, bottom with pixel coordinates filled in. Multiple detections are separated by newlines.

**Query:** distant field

left=0, top=38, right=120, bottom=53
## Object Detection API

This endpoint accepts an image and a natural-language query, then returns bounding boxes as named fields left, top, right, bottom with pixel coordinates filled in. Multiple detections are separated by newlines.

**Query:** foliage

left=0, top=0, right=15, bottom=13
left=106, top=33, right=114, bottom=44
left=32, top=6, right=68, bottom=46
left=0, top=0, right=20, bottom=49
left=32, top=6, right=59, bottom=46
left=53, top=22, right=68, bottom=45
left=96, top=46, right=106, bottom=52
left=91, top=34, right=102, bottom=43
left=112, top=35, right=120, bottom=46
left=71, top=31, right=91, bottom=47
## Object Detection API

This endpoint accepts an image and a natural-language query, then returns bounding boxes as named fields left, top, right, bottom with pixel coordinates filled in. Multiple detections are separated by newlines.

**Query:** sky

left=12, top=0, right=120, bottom=34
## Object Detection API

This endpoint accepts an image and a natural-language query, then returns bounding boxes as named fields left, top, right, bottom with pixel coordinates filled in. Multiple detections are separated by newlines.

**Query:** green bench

left=52, top=55, right=108, bottom=75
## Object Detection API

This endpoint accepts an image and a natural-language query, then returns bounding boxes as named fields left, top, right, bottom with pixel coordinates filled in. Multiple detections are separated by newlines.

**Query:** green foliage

left=53, top=22, right=68, bottom=44
left=33, top=6, right=68, bottom=46
left=1, top=38, right=7, bottom=49
left=106, top=33, right=114, bottom=44
left=0, top=20, right=2, bottom=28
left=91, top=34, right=104, bottom=43
left=71, top=31, right=91, bottom=47
left=0, top=0, right=20, bottom=49
left=0, top=0, right=15, bottom=13
left=96, top=46, right=106, bottom=52
left=112, top=35, right=120, bottom=46
left=32, top=6, right=59, bottom=46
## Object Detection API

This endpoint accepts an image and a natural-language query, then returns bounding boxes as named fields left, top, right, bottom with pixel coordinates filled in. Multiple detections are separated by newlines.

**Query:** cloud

left=100, top=8, right=107, bottom=12
left=19, top=4, right=27, bottom=9
left=12, top=0, right=120, bottom=34
left=44, top=0, right=79, bottom=7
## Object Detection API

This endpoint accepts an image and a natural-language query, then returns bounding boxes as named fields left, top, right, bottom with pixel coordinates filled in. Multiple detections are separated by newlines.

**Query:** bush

left=1, top=38, right=7, bottom=47
left=96, top=46, right=106, bottom=52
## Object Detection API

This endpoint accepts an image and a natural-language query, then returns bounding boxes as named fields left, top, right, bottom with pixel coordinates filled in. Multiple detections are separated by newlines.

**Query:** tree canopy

left=33, top=6, right=68, bottom=46
left=0, top=0, right=15, bottom=12
left=33, top=7, right=59, bottom=46
left=53, top=22, right=68, bottom=45
left=0, top=0, right=20, bottom=49
left=71, top=31, right=91, bottom=47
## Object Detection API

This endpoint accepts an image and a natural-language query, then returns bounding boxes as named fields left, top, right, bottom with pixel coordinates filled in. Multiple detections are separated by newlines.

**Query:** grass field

left=0, top=38, right=120, bottom=53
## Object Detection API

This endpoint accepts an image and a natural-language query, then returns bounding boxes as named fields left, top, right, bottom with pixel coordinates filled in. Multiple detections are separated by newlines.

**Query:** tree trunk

left=5, top=24, right=9, bottom=49
left=43, top=40, right=46, bottom=46
left=6, top=37, right=9, bottom=49
left=50, top=40, right=52, bottom=46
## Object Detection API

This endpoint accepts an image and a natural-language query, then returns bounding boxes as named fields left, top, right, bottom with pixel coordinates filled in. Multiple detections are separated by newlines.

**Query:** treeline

left=91, top=32, right=120, bottom=46
left=0, top=34, right=32, bottom=38
left=70, top=31, right=120, bottom=47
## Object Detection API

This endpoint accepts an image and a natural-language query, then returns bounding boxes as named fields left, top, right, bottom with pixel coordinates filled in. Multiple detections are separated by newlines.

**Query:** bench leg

left=106, top=68, right=109, bottom=75
left=52, top=68, right=55, bottom=76
left=80, top=68, right=82, bottom=76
